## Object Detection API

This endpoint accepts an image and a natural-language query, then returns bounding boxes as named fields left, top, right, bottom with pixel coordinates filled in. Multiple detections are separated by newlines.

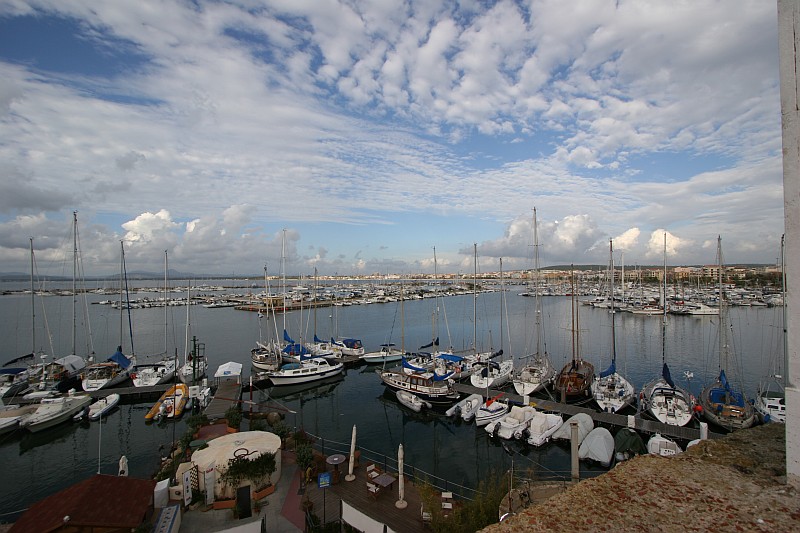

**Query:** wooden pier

left=204, top=379, right=243, bottom=420
left=453, top=383, right=723, bottom=441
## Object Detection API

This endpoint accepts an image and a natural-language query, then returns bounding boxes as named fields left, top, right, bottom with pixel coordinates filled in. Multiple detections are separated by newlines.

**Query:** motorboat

left=485, top=405, right=537, bottom=439
left=20, top=392, right=92, bottom=433
left=266, top=356, right=344, bottom=386
left=379, top=366, right=459, bottom=406
left=445, top=393, right=483, bottom=422
left=647, top=433, right=682, bottom=457
left=0, top=404, right=37, bottom=434
left=524, top=411, right=564, bottom=447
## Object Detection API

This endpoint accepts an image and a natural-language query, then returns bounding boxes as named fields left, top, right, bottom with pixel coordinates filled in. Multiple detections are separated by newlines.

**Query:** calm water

left=0, top=280, right=783, bottom=522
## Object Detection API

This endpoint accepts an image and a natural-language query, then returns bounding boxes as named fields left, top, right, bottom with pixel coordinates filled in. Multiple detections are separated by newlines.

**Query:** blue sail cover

left=599, top=360, right=616, bottom=379
left=436, top=354, right=463, bottom=363
left=109, top=348, right=132, bottom=369
left=433, top=371, right=453, bottom=381
left=490, top=349, right=504, bottom=359
left=284, top=330, right=295, bottom=344
left=662, top=363, right=675, bottom=388
left=314, top=334, right=323, bottom=343
left=419, top=337, right=439, bottom=349
left=341, top=338, right=362, bottom=349
left=283, top=343, right=310, bottom=356
left=719, top=369, right=730, bottom=391
left=402, top=357, right=426, bottom=373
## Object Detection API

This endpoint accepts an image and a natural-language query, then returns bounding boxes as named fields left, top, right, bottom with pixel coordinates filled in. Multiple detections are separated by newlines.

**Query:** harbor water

left=0, top=280, right=783, bottom=523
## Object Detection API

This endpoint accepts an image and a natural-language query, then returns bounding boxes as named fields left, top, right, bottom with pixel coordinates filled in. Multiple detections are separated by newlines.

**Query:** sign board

left=182, top=469, right=192, bottom=506
left=318, top=471, right=331, bottom=488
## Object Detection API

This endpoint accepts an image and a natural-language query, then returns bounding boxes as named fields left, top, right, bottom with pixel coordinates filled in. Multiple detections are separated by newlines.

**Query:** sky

left=0, top=0, right=786, bottom=277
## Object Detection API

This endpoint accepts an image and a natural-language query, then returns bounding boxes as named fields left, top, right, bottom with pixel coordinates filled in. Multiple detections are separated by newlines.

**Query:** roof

left=10, top=474, right=156, bottom=533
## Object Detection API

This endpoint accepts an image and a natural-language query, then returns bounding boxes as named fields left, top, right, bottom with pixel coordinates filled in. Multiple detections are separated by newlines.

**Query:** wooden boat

left=145, top=384, right=189, bottom=421
left=380, top=365, right=460, bottom=406
left=555, top=270, right=594, bottom=401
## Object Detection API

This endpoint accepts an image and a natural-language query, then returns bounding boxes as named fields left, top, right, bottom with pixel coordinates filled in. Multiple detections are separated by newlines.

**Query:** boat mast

left=164, top=250, right=168, bottom=354
left=662, top=233, right=667, bottom=368
left=119, top=240, right=124, bottom=351
left=610, top=239, right=616, bottom=364
left=717, top=236, right=727, bottom=374
left=473, top=243, right=477, bottom=354
left=533, top=208, right=542, bottom=358
left=282, top=229, right=286, bottom=336
left=30, top=238, right=35, bottom=355
left=72, top=211, right=77, bottom=356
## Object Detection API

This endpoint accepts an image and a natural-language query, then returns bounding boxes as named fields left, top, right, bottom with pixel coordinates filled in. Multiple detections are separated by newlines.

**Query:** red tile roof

left=10, top=474, right=157, bottom=533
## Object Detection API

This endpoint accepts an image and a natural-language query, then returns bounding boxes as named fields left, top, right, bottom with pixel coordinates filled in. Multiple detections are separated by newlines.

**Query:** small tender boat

left=145, top=384, right=189, bottom=421
left=396, top=390, right=431, bottom=412
left=485, top=405, right=537, bottom=439
left=86, top=393, right=121, bottom=421
left=647, top=433, right=682, bottom=457
left=524, top=411, right=564, bottom=447
left=578, top=427, right=615, bottom=467
left=445, top=393, right=483, bottom=422
left=0, top=404, right=37, bottom=434
left=613, top=428, right=647, bottom=462
left=474, top=395, right=509, bottom=427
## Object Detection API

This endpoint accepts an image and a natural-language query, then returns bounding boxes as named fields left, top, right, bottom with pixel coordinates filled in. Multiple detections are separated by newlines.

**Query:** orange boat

left=145, top=383, right=189, bottom=421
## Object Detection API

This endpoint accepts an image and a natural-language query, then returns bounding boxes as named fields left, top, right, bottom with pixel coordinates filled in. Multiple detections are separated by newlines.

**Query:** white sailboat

left=251, top=264, right=281, bottom=372
left=178, top=285, right=208, bottom=385
left=698, top=236, right=756, bottom=430
left=132, top=251, right=176, bottom=387
left=639, top=234, right=695, bottom=427
left=591, top=239, right=635, bottom=413
left=754, top=235, right=786, bottom=424
left=513, top=208, right=555, bottom=396
left=469, top=246, right=512, bottom=389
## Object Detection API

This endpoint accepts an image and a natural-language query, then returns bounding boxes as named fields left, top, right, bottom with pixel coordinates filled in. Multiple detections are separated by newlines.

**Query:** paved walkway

left=178, top=451, right=303, bottom=532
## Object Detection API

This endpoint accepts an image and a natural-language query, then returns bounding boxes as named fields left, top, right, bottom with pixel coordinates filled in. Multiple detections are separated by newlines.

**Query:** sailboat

left=81, top=241, right=134, bottom=392
left=20, top=219, right=88, bottom=394
left=513, top=208, right=555, bottom=396
left=469, top=245, right=512, bottom=389
left=698, top=236, right=756, bottom=430
left=753, top=235, right=786, bottom=423
left=639, top=234, right=695, bottom=427
left=591, top=239, right=635, bottom=413
left=250, top=264, right=282, bottom=372
left=177, top=286, right=208, bottom=385
left=555, top=268, right=595, bottom=401
left=131, top=251, right=176, bottom=387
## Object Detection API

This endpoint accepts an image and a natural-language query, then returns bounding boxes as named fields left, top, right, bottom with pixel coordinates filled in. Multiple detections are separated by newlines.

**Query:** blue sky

left=0, top=0, right=785, bottom=276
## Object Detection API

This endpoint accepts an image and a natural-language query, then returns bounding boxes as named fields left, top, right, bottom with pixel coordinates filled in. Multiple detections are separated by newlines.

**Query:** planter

left=253, top=484, right=275, bottom=500
left=212, top=498, right=236, bottom=510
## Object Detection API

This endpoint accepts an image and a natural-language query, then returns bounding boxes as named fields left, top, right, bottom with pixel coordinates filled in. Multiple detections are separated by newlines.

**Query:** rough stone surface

left=482, top=424, right=799, bottom=532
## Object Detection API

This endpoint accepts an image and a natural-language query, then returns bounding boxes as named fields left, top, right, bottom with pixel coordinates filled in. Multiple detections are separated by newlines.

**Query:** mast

left=281, top=229, right=287, bottom=336
left=662, top=233, right=667, bottom=367
left=533, top=208, right=542, bottom=358
left=473, top=243, right=477, bottom=354
left=119, top=240, right=124, bottom=350
left=72, top=211, right=77, bottom=356
left=717, top=236, right=727, bottom=373
left=164, top=250, right=168, bottom=354
left=30, top=238, right=35, bottom=355
left=610, top=239, right=616, bottom=364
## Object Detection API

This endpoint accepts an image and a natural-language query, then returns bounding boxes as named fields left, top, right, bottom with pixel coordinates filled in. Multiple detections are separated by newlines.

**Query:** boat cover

left=613, top=428, right=647, bottom=457
left=214, top=361, right=243, bottom=378
left=107, top=349, right=131, bottom=369
left=578, top=427, right=614, bottom=466
left=419, top=337, right=439, bottom=349
left=552, top=412, right=594, bottom=443
left=402, top=357, right=426, bottom=373
left=662, top=363, right=675, bottom=388
left=599, top=360, right=616, bottom=379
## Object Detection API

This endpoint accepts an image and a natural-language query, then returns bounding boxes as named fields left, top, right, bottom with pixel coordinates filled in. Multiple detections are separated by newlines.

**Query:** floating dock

left=453, top=383, right=723, bottom=441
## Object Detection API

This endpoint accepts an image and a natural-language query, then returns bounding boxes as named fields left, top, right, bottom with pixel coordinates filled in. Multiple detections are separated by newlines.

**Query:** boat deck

left=453, top=383, right=723, bottom=441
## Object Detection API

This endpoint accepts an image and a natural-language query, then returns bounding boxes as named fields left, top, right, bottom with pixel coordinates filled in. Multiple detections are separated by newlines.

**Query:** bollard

left=570, top=421, right=579, bottom=482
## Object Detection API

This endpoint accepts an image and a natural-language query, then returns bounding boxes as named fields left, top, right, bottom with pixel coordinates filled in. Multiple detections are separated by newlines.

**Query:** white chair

left=367, top=482, right=379, bottom=499
left=366, top=463, right=380, bottom=479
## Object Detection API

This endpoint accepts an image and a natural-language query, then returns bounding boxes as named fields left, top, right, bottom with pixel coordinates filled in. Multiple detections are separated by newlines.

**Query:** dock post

left=560, top=385, right=566, bottom=404
left=570, top=421, right=579, bottom=482
left=699, top=422, right=708, bottom=441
